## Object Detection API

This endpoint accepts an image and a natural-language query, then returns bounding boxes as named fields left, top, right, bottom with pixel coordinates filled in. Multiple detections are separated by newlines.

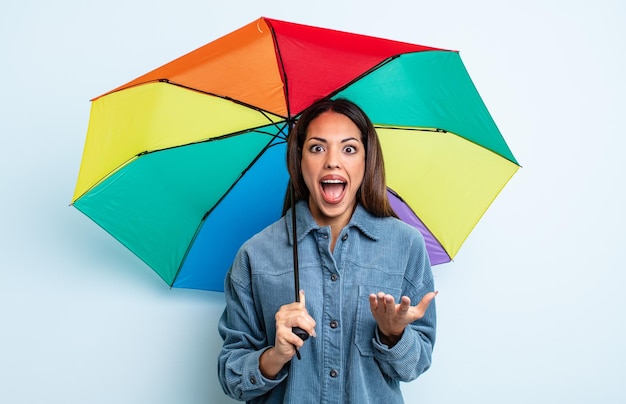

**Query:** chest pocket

left=354, top=284, right=402, bottom=356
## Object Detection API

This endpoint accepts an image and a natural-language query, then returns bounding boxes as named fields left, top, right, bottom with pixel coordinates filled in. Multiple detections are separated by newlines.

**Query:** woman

left=218, top=98, right=437, bottom=403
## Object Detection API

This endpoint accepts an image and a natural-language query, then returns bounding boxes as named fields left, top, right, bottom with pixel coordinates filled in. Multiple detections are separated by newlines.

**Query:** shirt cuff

left=373, top=326, right=416, bottom=360
left=242, top=347, right=289, bottom=392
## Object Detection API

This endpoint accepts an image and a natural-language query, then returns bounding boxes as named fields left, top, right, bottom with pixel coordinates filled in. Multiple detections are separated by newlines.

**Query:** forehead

left=305, top=111, right=362, bottom=141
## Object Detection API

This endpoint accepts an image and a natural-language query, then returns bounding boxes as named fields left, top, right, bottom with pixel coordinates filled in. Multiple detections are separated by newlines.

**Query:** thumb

left=299, top=289, right=306, bottom=306
left=416, top=291, right=438, bottom=313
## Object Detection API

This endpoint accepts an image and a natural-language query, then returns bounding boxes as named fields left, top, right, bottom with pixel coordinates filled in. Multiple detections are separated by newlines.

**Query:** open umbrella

left=71, top=17, right=519, bottom=292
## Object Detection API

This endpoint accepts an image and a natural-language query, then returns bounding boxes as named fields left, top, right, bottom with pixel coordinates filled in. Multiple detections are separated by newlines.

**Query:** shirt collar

left=285, top=200, right=382, bottom=245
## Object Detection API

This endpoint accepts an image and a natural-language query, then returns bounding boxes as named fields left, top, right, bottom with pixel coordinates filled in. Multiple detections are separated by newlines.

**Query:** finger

left=295, top=291, right=317, bottom=337
left=384, top=294, right=396, bottom=313
left=294, top=315, right=317, bottom=338
left=369, top=294, right=377, bottom=311
left=416, top=291, right=438, bottom=314
left=399, top=296, right=411, bottom=313
left=279, top=334, right=303, bottom=356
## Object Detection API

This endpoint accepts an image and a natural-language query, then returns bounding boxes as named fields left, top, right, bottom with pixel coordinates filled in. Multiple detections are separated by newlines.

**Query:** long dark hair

left=282, top=98, right=397, bottom=218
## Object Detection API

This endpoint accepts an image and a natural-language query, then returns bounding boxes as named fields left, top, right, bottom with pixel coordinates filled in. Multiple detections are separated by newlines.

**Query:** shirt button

left=330, top=320, right=338, bottom=329
left=341, top=233, right=348, bottom=241
left=250, top=375, right=257, bottom=385
left=330, top=369, right=338, bottom=378
left=330, top=274, right=338, bottom=282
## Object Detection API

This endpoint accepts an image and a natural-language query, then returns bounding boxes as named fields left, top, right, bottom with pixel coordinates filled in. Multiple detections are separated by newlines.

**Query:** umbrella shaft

left=290, top=183, right=301, bottom=302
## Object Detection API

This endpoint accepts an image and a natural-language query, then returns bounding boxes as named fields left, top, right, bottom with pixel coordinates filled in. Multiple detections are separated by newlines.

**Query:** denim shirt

left=218, top=201, right=436, bottom=403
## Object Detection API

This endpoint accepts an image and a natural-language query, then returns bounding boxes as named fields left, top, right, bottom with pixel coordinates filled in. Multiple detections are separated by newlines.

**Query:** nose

left=324, top=149, right=340, bottom=169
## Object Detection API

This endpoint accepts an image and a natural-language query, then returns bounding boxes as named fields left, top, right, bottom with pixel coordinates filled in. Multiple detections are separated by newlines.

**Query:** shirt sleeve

left=371, top=229, right=437, bottom=382
left=217, top=248, right=288, bottom=401
left=371, top=315, right=435, bottom=382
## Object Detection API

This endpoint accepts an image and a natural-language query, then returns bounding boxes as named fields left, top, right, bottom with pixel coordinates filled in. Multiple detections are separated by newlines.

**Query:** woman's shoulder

left=229, top=216, right=289, bottom=283
left=241, top=215, right=289, bottom=250
left=376, top=215, right=426, bottom=245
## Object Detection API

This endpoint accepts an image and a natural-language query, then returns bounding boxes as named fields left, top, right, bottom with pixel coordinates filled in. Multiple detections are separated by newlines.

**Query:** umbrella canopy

left=72, top=17, right=519, bottom=292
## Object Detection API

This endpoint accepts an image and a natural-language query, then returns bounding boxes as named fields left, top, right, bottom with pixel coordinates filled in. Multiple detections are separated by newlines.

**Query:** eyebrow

left=306, top=136, right=361, bottom=143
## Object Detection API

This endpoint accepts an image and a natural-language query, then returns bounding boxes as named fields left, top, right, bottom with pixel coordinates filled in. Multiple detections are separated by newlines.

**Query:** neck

left=306, top=200, right=356, bottom=252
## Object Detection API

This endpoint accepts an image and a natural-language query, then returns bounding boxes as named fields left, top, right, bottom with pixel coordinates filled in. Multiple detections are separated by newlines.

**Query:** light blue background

left=1, top=1, right=624, bottom=403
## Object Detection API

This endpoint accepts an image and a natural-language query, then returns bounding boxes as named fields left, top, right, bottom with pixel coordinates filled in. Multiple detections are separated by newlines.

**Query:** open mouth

left=320, top=179, right=346, bottom=203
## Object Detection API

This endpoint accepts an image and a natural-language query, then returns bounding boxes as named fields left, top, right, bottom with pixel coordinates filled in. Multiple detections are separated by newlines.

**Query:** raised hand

left=368, top=291, right=437, bottom=347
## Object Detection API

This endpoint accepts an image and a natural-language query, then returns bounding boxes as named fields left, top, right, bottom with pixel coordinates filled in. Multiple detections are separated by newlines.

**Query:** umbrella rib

left=142, top=123, right=287, bottom=154
left=71, top=155, right=143, bottom=203
left=157, top=78, right=289, bottom=120
left=72, top=123, right=289, bottom=203
left=377, top=126, right=520, bottom=166
left=387, top=187, right=452, bottom=262
left=265, top=19, right=292, bottom=120
left=172, top=123, right=290, bottom=285
left=324, top=49, right=451, bottom=105
left=200, top=126, right=288, bottom=223
left=323, top=54, right=400, bottom=101
left=152, top=80, right=291, bottom=142
left=373, top=126, right=447, bottom=133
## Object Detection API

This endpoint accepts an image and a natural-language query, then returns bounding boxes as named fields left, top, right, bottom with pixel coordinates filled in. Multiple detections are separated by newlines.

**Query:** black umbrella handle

left=290, top=183, right=309, bottom=360
left=292, top=327, right=309, bottom=360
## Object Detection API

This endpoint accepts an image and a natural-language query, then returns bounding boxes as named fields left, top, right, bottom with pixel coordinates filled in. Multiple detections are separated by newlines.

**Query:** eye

left=309, top=144, right=325, bottom=153
left=343, top=145, right=358, bottom=154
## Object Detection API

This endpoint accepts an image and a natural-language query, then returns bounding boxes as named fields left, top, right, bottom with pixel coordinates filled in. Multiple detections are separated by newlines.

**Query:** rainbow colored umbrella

left=71, top=17, right=519, bottom=292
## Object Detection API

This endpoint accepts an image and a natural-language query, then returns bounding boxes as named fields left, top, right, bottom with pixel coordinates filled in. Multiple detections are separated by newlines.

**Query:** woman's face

left=301, top=110, right=365, bottom=228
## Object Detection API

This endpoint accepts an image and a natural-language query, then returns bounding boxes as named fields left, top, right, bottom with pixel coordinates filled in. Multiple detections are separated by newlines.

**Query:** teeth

left=321, top=180, right=345, bottom=184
